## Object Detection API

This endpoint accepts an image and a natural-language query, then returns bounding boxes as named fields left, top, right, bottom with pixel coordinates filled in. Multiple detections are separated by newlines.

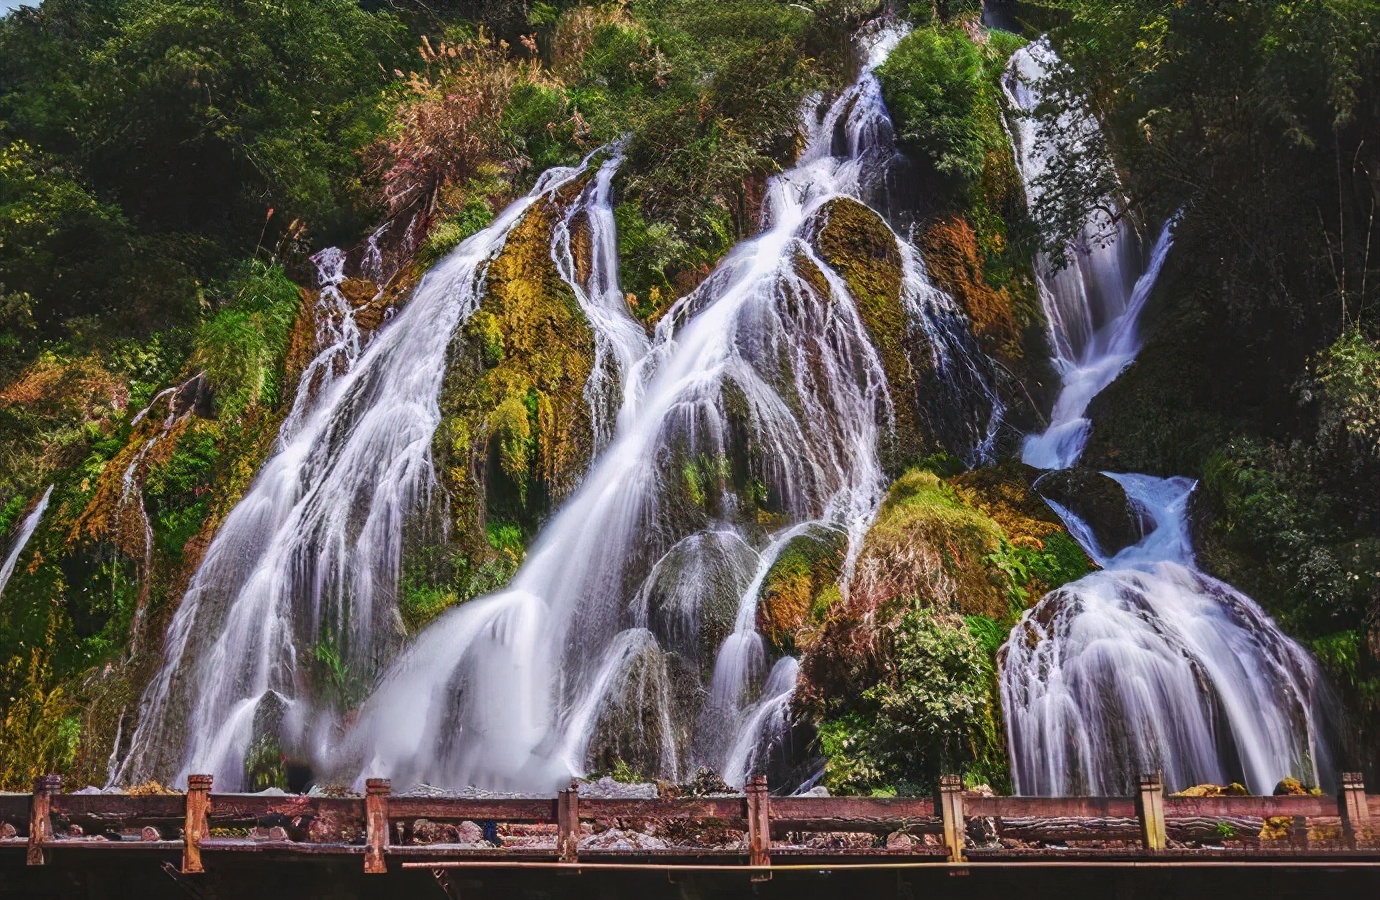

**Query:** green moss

left=436, top=199, right=594, bottom=520
left=811, top=198, right=933, bottom=468
left=849, top=469, right=1010, bottom=620
left=798, top=462, right=1092, bottom=793
left=756, top=528, right=847, bottom=654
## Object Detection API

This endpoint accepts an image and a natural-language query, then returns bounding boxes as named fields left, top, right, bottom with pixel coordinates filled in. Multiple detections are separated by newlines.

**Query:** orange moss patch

left=919, top=214, right=1022, bottom=364
left=950, top=459, right=1066, bottom=552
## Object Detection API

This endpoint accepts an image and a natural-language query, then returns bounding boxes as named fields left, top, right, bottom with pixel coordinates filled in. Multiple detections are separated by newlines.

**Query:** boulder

left=1034, top=468, right=1148, bottom=558
left=1273, top=777, right=1308, bottom=796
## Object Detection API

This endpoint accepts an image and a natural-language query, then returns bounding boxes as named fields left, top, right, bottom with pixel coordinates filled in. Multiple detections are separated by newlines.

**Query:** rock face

left=848, top=469, right=1012, bottom=621
left=1034, top=467, right=1149, bottom=558
left=807, top=197, right=934, bottom=469
left=434, top=199, right=596, bottom=536
left=755, top=526, right=848, bottom=655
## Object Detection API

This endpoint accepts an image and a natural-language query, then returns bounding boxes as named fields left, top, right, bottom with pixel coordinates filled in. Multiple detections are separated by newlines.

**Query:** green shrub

left=420, top=193, right=497, bottom=267
left=1316, top=328, right=1380, bottom=457
left=819, top=608, right=1006, bottom=795
left=195, top=260, right=301, bottom=419
left=876, top=27, right=988, bottom=184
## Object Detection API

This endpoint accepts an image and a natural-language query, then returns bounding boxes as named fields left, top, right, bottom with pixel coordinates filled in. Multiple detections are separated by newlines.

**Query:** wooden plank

left=1137, top=774, right=1167, bottom=851
left=769, top=798, right=937, bottom=836
left=182, top=775, right=211, bottom=874
left=578, top=798, right=745, bottom=821
left=745, top=775, right=771, bottom=870
left=205, top=794, right=362, bottom=826
left=363, top=779, right=389, bottom=874
left=769, top=797, right=934, bottom=827
left=52, top=794, right=185, bottom=831
left=1163, top=795, right=1334, bottom=819
left=964, top=796, right=1136, bottom=818
left=557, top=782, right=578, bottom=863
left=1339, top=773, right=1369, bottom=849
left=993, top=816, right=1142, bottom=842
left=387, top=798, right=558, bottom=823
left=937, top=775, right=965, bottom=863
left=27, top=775, right=59, bottom=866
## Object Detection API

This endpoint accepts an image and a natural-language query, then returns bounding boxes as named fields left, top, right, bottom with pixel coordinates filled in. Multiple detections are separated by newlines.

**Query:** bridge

left=2, top=772, right=1377, bottom=895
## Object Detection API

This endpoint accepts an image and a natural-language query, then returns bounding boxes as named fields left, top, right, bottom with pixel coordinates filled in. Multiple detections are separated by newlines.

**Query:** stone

left=411, top=819, right=457, bottom=845
left=1172, top=782, right=1249, bottom=798
left=1035, top=468, right=1149, bottom=558
left=1273, top=777, right=1308, bottom=796
left=885, top=831, right=915, bottom=851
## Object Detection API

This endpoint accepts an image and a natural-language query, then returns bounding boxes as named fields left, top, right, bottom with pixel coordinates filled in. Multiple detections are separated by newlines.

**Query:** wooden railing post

left=26, top=774, right=59, bottom=865
left=364, top=778, right=390, bottom=874
left=1339, top=772, right=1370, bottom=849
left=936, top=774, right=965, bottom=863
left=1136, top=773, right=1167, bottom=851
left=745, top=774, right=772, bottom=876
left=557, top=780, right=580, bottom=863
left=181, top=774, right=212, bottom=874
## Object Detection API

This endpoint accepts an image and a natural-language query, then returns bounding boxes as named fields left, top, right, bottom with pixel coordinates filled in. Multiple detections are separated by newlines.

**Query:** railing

left=2, top=772, right=1376, bottom=875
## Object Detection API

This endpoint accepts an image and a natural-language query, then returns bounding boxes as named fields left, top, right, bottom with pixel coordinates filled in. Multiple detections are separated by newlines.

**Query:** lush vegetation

left=3, top=0, right=1376, bottom=793
left=796, top=463, right=1091, bottom=795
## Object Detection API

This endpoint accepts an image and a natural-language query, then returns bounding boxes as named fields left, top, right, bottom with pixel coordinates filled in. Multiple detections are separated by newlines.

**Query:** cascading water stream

left=119, top=374, right=207, bottom=651
left=278, top=246, right=366, bottom=444
left=552, top=146, right=653, bottom=449
left=0, top=485, right=53, bottom=601
left=115, top=160, right=596, bottom=789
left=998, top=41, right=1333, bottom=795
left=340, top=26, right=997, bottom=792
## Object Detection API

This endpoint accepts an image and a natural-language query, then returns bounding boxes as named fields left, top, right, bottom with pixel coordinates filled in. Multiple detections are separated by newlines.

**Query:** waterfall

left=998, top=42, right=1333, bottom=795
left=1003, top=476, right=1333, bottom=795
left=1005, top=40, right=1169, bottom=471
left=0, top=485, right=53, bottom=601
left=115, top=161, right=595, bottom=789
left=551, top=146, right=653, bottom=450
left=340, top=26, right=994, bottom=792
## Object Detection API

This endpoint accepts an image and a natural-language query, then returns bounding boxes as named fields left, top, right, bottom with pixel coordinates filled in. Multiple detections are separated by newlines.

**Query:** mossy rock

left=808, top=197, right=936, bottom=469
left=637, top=531, right=754, bottom=671
left=848, top=469, right=1010, bottom=621
left=1171, top=782, right=1249, bottom=797
left=755, top=525, right=848, bottom=655
left=585, top=645, right=697, bottom=781
left=431, top=198, right=596, bottom=569
left=1033, top=467, right=1148, bottom=559
left=950, top=459, right=1068, bottom=551
left=919, top=214, right=1024, bottom=366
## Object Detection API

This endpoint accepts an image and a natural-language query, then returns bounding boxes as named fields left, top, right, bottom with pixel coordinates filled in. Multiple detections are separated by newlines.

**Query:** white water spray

left=343, top=26, right=992, bottom=792
left=0, top=485, right=53, bottom=601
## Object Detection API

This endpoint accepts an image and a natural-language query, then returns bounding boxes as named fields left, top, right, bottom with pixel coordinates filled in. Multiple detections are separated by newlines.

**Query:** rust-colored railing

left=2, top=772, right=1376, bottom=874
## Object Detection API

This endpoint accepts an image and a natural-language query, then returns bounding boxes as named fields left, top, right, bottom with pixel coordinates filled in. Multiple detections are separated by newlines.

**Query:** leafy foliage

left=0, top=614, right=80, bottom=791
left=1316, top=329, right=1380, bottom=457
left=195, top=261, right=302, bottom=419
left=818, top=609, right=1005, bottom=795
left=877, top=27, right=988, bottom=184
